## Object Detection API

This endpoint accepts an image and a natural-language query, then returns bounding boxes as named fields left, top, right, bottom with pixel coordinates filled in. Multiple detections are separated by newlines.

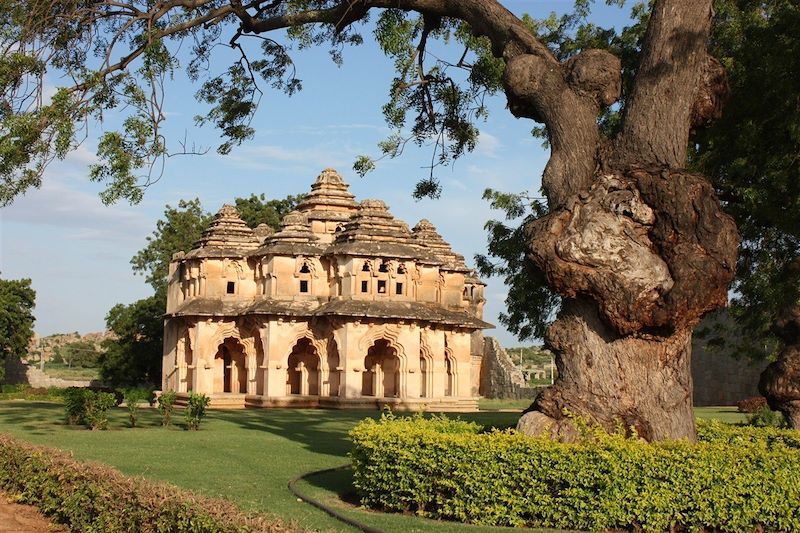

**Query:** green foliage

left=63, top=387, right=90, bottom=426
left=130, top=199, right=212, bottom=293
left=0, top=384, right=64, bottom=401
left=475, top=189, right=558, bottom=341
left=63, top=388, right=117, bottom=430
left=747, top=406, right=788, bottom=428
left=123, top=387, right=154, bottom=428
left=100, top=290, right=165, bottom=388
left=185, top=391, right=210, bottom=431
left=52, top=340, right=103, bottom=368
left=233, top=193, right=305, bottom=231
left=84, top=391, right=117, bottom=430
left=694, top=0, right=800, bottom=360
left=0, top=434, right=300, bottom=533
left=157, top=389, right=178, bottom=427
left=0, top=276, right=35, bottom=381
left=350, top=415, right=800, bottom=532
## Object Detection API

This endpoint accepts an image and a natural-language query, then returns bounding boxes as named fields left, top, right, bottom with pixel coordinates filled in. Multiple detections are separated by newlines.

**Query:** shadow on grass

left=207, top=408, right=522, bottom=458
left=206, top=408, right=380, bottom=457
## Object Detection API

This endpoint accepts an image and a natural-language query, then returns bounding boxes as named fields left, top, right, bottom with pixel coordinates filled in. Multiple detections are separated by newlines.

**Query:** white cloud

left=0, top=174, right=150, bottom=244
left=221, top=143, right=350, bottom=171
left=476, top=131, right=502, bottom=158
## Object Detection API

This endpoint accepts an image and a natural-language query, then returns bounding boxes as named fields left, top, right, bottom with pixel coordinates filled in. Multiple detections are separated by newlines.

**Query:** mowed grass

left=0, top=400, right=745, bottom=532
left=0, top=401, right=524, bottom=532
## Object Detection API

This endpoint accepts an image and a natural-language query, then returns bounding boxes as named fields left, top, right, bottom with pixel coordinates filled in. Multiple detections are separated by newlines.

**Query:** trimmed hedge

left=350, top=415, right=800, bottom=532
left=0, top=434, right=303, bottom=533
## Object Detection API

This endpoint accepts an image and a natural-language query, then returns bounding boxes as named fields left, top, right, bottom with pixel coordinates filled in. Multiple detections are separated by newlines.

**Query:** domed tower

left=251, top=210, right=324, bottom=298
left=296, top=168, right=359, bottom=243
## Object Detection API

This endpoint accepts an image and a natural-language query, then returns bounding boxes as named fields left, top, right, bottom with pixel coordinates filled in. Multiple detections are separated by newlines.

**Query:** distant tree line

left=99, top=193, right=303, bottom=388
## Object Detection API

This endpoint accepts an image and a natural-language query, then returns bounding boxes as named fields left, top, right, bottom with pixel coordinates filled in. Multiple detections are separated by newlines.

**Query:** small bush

left=63, top=388, right=117, bottom=429
left=0, top=435, right=301, bottom=532
left=747, top=405, right=788, bottom=428
left=122, top=388, right=153, bottom=428
left=158, top=389, right=178, bottom=426
left=737, top=396, right=768, bottom=413
left=185, top=392, right=210, bottom=430
left=350, top=414, right=800, bottom=532
left=84, top=391, right=117, bottom=430
left=1, top=384, right=64, bottom=401
left=63, top=387, right=90, bottom=425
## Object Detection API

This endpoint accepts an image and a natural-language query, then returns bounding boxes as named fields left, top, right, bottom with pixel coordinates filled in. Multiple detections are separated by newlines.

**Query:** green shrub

left=0, top=435, right=301, bottom=532
left=63, top=387, right=90, bottom=425
left=158, top=389, right=178, bottom=426
left=185, top=391, right=210, bottom=430
left=0, top=384, right=64, bottom=401
left=350, top=414, right=800, bottom=532
left=63, top=388, right=117, bottom=429
left=747, top=405, right=788, bottom=428
left=84, top=391, right=117, bottom=430
left=122, top=387, right=153, bottom=428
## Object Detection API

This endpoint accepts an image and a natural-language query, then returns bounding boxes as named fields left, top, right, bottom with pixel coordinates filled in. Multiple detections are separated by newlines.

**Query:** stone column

left=373, top=362, right=383, bottom=398
left=298, top=362, right=309, bottom=396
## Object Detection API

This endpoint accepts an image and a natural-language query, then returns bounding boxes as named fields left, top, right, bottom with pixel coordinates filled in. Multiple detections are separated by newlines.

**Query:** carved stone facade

left=162, top=169, right=492, bottom=410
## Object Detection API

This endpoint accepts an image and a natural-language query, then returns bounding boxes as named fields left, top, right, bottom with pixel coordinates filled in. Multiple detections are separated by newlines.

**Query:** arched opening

left=255, top=345, right=265, bottom=396
left=362, top=339, right=400, bottom=397
left=419, top=355, right=430, bottom=398
left=445, top=355, right=456, bottom=397
left=182, top=334, right=194, bottom=393
left=213, top=338, right=247, bottom=394
left=326, top=338, right=340, bottom=397
left=286, top=338, right=319, bottom=395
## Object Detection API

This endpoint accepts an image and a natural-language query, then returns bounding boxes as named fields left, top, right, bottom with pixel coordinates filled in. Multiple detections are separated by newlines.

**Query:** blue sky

left=0, top=1, right=631, bottom=346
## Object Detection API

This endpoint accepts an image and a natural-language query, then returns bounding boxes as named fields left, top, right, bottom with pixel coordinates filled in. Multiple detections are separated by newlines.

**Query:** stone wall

left=3, top=357, right=99, bottom=389
left=693, top=339, right=767, bottom=406
left=479, top=337, right=540, bottom=399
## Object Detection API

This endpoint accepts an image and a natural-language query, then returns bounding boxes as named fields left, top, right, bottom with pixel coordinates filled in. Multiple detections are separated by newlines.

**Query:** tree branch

left=616, top=0, right=714, bottom=168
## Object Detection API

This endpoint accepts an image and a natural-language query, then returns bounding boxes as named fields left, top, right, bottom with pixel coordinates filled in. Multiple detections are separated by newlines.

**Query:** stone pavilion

left=162, top=169, right=492, bottom=409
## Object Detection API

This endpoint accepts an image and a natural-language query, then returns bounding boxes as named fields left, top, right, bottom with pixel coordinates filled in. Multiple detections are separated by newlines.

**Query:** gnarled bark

left=512, top=0, right=739, bottom=441
left=521, top=167, right=737, bottom=440
left=760, top=304, right=800, bottom=429
left=518, top=298, right=695, bottom=441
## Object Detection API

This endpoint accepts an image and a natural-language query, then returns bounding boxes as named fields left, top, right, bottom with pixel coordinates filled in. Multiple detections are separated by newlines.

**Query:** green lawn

left=40, top=362, right=100, bottom=380
left=0, top=401, right=526, bottom=532
left=0, top=400, right=746, bottom=532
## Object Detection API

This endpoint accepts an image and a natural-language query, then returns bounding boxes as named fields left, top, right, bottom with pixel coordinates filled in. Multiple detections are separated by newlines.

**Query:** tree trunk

left=518, top=299, right=695, bottom=441
left=518, top=166, right=737, bottom=441
left=759, top=304, right=800, bottom=429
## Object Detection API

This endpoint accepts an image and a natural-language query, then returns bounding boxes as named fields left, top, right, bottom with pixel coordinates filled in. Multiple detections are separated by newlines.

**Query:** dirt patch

left=0, top=492, right=68, bottom=533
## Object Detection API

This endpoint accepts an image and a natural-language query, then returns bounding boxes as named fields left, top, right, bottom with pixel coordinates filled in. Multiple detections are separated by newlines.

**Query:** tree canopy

left=0, top=276, right=36, bottom=380
left=695, top=0, right=800, bottom=360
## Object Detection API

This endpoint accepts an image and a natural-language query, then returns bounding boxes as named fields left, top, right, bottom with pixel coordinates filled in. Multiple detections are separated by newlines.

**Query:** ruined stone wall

left=479, top=337, right=540, bottom=399
left=692, top=335, right=767, bottom=406
left=690, top=310, right=769, bottom=406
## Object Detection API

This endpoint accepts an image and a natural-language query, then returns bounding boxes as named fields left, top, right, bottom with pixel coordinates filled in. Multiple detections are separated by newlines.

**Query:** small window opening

left=378, top=280, right=387, bottom=294
left=362, top=262, right=371, bottom=272
left=300, top=263, right=311, bottom=274
left=398, top=264, right=406, bottom=274
left=462, top=287, right=469, bottom=299
left=396, top=282, right=403, bottom=295
left=361, top=280, right=369, bottom=293
left=300, top=280, right=309, bottom=293
left=226, top=281, right=236, bottom=294
left=378, top=262, right=389, bottom=273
